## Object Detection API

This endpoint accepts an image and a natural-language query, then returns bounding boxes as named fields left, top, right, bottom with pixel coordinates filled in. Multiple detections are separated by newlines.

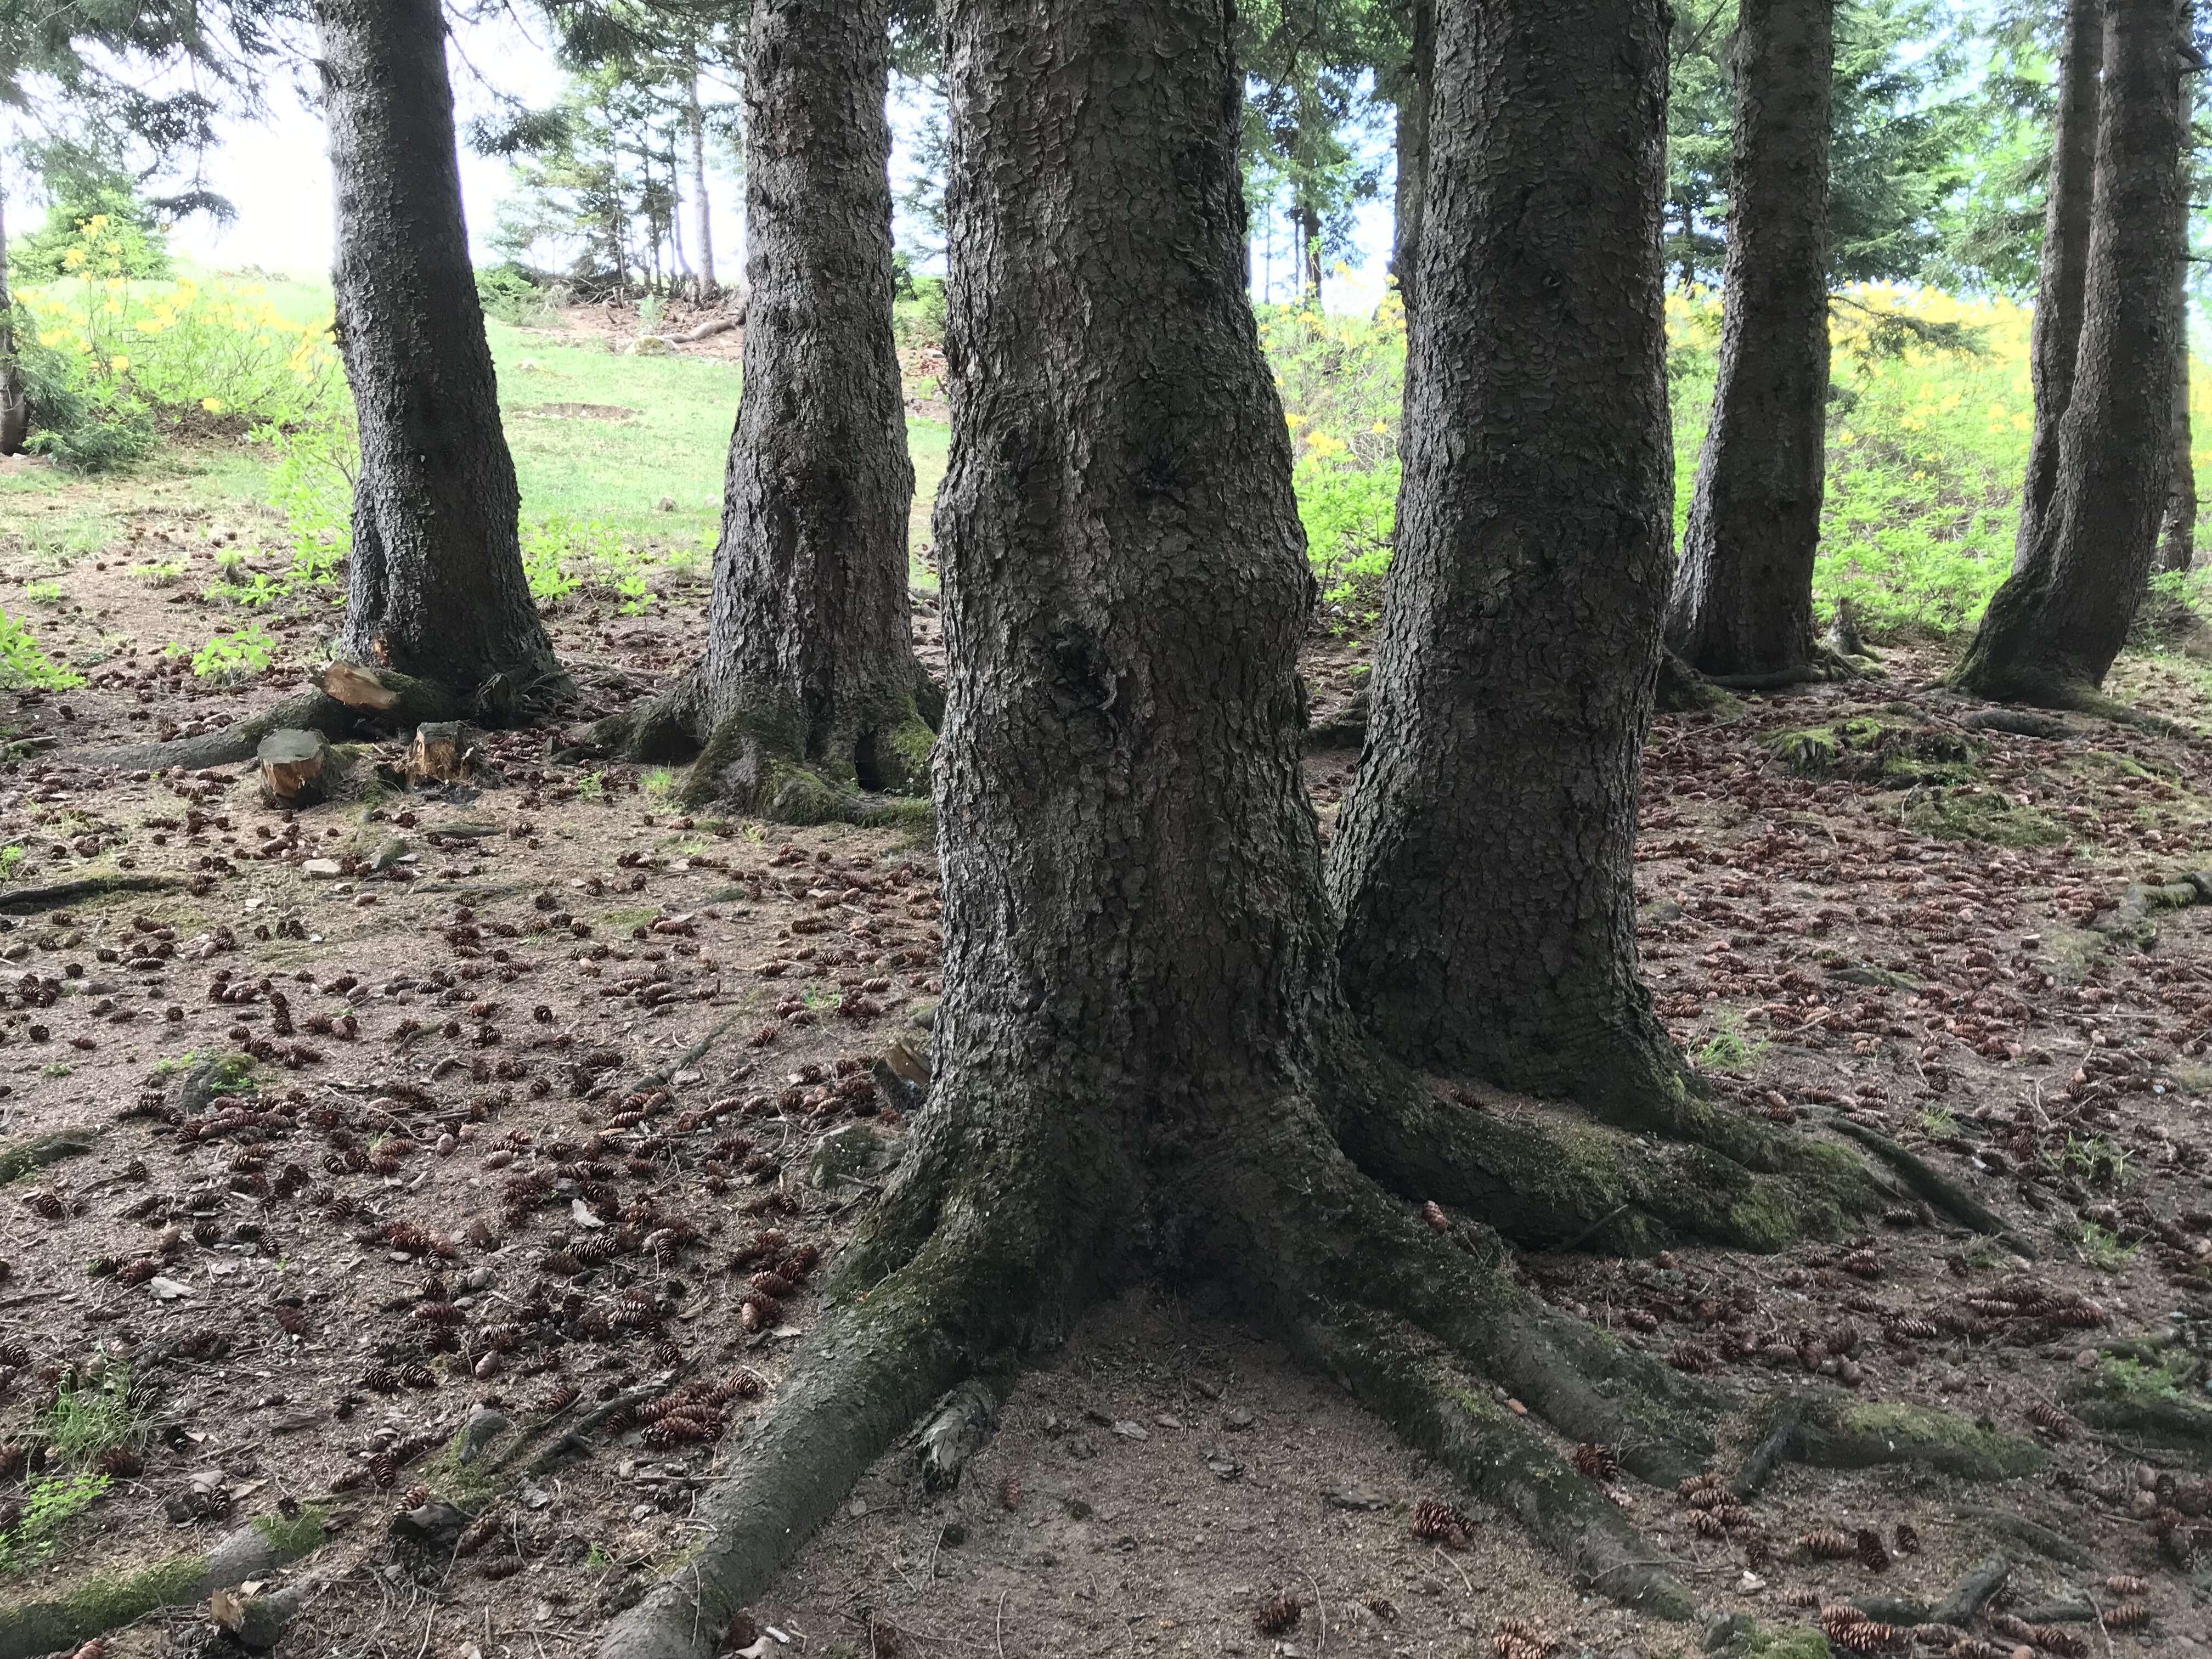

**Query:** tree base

left=579, top=672, right=937, bottom=827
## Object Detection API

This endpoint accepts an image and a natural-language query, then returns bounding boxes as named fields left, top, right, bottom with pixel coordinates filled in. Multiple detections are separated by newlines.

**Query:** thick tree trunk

left=1664, top=0, right=1835, bottom=679
left=0, top=170, right=26, bottom=456
left=687, top=75, right=718, bottom=301
left=2159, top=67, right=2195, bottom=576
left=2014, top=0, right=2105, bottom=573
left=1388, top=0, right=1436, bottom=313
left=314, top=0, right=556, bottom=698
left=591, top=0, right=931, bottom=821
left=1329, top=0, right=1687, bottom=1123
left=577, top=12, right=2029, bottom=1653
left=1954, top=0, right=2189, bottom=705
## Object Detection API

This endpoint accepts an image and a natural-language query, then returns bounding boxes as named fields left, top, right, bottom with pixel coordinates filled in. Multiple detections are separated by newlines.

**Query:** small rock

left=301, top=859, right=343, bottom=879
left=1702, top=1612, right=1752, bottom=1653
left=1735, top=1570, right=1765, bottom=1593
left=1110, top=1419, right=1148, bottom=1441
left=807, top=1121, right=898, bottom=1191
left=656, top=496, right=677, bottom=512
left=148, top=1275, right=193, bottom=1300
left=1322, top=1481, right=1389, bottom=1511
left=1223, top=1407, right=1255, bottom=1431
left=457, top=1405, right=512, bottom=1461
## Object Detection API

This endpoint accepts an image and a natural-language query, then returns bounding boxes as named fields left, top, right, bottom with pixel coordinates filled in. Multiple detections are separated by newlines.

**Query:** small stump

left=257, top=729, right=331, bottom=807
left=408, top=721, right=478, bottom=785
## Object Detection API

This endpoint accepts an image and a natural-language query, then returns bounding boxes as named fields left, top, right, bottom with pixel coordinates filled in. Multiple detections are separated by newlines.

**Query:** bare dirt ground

left=2, top=510, right=2211, bottom=1659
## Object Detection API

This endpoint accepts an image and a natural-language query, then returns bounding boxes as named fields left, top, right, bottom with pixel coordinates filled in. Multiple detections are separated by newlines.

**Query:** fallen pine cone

left=2104, top=1602, right=2149, bottom=1629
left=1892, top=1520, right=1919, bottom=1555
left=1252, top=1591, right=1302, bottom=1636
left=1854, top=1526, right=1889, bottom=1572
left=1492, top=1616, right=1556, bottom=1659
left=1412, top=1499, right=1471, bottom=1547
left=1571, top=1442, right=1620, bottom=1481
left=1797, top=1528, right=1856, bottom=1559
left=2104, top=1574, right=2148, bottom=1596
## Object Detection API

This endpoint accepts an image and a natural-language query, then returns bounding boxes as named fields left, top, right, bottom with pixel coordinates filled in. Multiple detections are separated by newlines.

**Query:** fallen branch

left=0, top=873, right=186, bottom=914
left=0, top=1127, right=99, bottom=1184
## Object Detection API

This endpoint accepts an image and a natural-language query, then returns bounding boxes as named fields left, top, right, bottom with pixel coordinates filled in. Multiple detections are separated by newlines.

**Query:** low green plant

left=0, top=1471, right=111, bottom=1575
left=0, top=847, right=24, bottom=882
left=46, top=1366, right=152, bottom=1463
left=24, top=579, right=65, bottom=607
left=0, top=611, right=82, bottom=689
left=188, top=623, right=277, bottom=682
left=1694, top=1015, right=1768, bottom=1074
left=2069, top=1221, right=2138, bottom=1272
left=476, top=263, right=556, bottom=327
left=128, top=560, right=188, bottom=587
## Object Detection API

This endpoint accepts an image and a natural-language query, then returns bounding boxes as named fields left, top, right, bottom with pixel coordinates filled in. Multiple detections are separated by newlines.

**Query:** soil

left=2, top=507, right=2210, bottom=1659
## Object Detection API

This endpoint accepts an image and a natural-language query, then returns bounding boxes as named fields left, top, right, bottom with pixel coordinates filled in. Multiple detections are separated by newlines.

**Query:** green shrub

left=893, top=276, right=947, bottom=349
left=477, top=262, right=556, bottom=326
left=14, top=324, right=156, bottom=473
left=0, top=610, right=81, bottom=689
left=12, top=188, right=171, bottom=283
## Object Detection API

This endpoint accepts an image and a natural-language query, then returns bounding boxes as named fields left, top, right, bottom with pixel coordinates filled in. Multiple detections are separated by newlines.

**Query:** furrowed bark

left=315, top=0, right=557, bottom=695
left=1666, top=0, right=1835, bottom=680
left=1328, top=0, right=1686, bottom=1122
left=1387, top=0, right=1436, bottom=313
left=2015, top=0, right=2105, bottom=573
left=655, top=0, right=932, bottom=820
left=1954, top=0, right=2189, bottom=703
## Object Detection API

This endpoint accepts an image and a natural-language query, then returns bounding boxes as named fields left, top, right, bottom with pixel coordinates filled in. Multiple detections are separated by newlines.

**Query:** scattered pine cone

left=1892, top=1521, right=1918, bottom=1555
left=1797, top=1528, right=1855, bottom=1559
left=1252, top=1591, right=1302, bottom=1636
left=2104, top=1602, right=2149, bottom=1630
left=2028, top=1402, right=2073, bottom=1438
left=98, top=1447, right=143, bottom=1478
left=2104, top=1574, right=2148, bottom=1596
left=1675, top=1472, right=1724, bottom=1504
left=998, top=1475, right=1020, bottom=1511
left=1411, top=1499, right=1471, bottom=1547
left=1492, top=1616, right=1556, bottom=1659
left=1571, top=1443, right=1620, bottom=1481
left=2027, top=1628, right=2086, bottom=1658
left=1854, top=1526, right=1889, bottom=1572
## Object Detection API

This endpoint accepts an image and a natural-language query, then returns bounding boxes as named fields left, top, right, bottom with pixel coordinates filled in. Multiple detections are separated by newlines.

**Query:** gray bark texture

left=687, top=75, right=718, bottom=298
left=2158, top=65, right=2196, bottom=576
left=602, top=0, right=932, bottom=821
left=0, top=177, right=24, bottom=456
left=1664, top=0, right=1835, bottom=678
left=314, top=0, right=557, bottom=697
left=1955, top=0, right=2190, bottom=704
left=2013, top=0, right=2105, bottom=573
left=1388, top=0, right=1435, bottom=313
left=1328, top=0, right=1687, bottom=1122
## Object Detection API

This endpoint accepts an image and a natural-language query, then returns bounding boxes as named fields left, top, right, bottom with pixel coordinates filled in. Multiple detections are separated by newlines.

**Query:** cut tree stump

left=407, top=721, right=477, bottom=785
left=257, top=730, right=332, bottom=807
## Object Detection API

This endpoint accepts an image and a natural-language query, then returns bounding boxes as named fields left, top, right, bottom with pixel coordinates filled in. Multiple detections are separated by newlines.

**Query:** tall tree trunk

left=1664, top=0, right=1834, bottom=680
left=588, top=0, right=932, bottom=821
left=1329, top=0, right=1689, bottom=1124
left=687, top=76, right=718, bottom=301
left=0, top=170, right=25, bottom=456
left=1954, top=0, right=2189, bottom=705
left=2014, top=0, right=2105, bottom=572
left=1299, top=199, right=1323, bottom=306
left=2159, top=67, right=2196, bottom=575
left=1388, top=0, right=1435, bottom=313
left=314, top=0, right=557, bottom=696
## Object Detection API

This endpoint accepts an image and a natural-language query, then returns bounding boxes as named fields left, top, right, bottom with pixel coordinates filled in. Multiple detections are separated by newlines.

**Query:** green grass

left=45, top=1367, right=152, bottom=1464
left=0, top=1471, right=111, bottom=1576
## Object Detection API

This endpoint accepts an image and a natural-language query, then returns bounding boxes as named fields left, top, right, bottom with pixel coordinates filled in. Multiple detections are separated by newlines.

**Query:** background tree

left=317, top=0, right=558, bottom=697
left=585, top=0, right=933, bottom=821
left=1954, top=0, right=2191, bottom=704
left=1664, top=0, right=1837, bottom=681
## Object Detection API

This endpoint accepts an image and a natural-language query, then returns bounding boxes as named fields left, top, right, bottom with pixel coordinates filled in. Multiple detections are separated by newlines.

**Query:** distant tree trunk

left=1298, top=199, right=1323, bottom=306
left=1330, top=0, right=1689, bottom=1123
left=0, top=173, right=25, bottom=456
left=2014, top=0, right=2105, bottom=572
left=587, top=0, right=930, bottom=820
left=687, top=74, right=718, bottom=301
left=1955, top=0, right=2189, bottom=705
left=314, top=0, right=558, bottom=697
left=1388, top=0, right=1435, bottom=312
left=1664, top=0, right=1835, bottom=680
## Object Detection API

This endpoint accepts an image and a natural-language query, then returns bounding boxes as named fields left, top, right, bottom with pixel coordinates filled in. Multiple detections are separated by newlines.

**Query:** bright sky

left=26, top=12, right=1395, bottom=313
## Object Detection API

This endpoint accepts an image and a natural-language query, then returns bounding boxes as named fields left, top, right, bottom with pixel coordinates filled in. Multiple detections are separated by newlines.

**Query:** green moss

left=249, top=1503, right=330, bottom=1556
left=0, top=1550, right=212, bottom=1659
left=1825, top=1400, right=2046, bottom=1478
left=1897, top=786, right=2066, bottom=848
left=1767, top=718, right=1977, bottom=784
left=1725, top=1624, right=1834, bottom=1659
left=2067, top=1358, right=2212, bottom=1458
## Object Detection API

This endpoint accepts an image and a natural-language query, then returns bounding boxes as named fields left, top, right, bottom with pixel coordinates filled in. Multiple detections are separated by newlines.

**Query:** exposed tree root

left=1290, top=1302, right=1696, bottom=1618
left=0, top=873, right=187, bottom=914
left=2064, top=1363, right=2212, bottom=1461
left=1848, top=1554, right=2011, bottom=1630
left=1732, top=1395, right=2045, bottom=1498
left=1950, top=669, right=2193, bottom=738
left=0, top=1127, right=99, bottom=1184
left=1810, top=1111, right=2035, bottom=1256
left=577, top=672, right=936, bottom=827
left=0, top=1509, right=329, bottom=1659
left=1702, top=645, right=1865, bottom=693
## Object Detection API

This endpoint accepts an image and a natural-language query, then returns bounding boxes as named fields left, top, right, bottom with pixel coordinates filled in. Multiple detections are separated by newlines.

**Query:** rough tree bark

left=1387, top=0, right=1436, bottom=313
left=2158, top=66, right=2195, bottom=576
left=583, top=0, right=934, bottom=822
left=1328, top=0, right=1703, bottom=1135
left=587, top=9, right=2026, bottom=1659
left=316, top=0, right=558, bottom=701
left=2013, top=0, right=2104, bottom=573
left=1954, top=0, right=2189, bottom=706
left=1298, top=199, right=1324, bottom=304
left=1663, top=0, right=1836, bottom=681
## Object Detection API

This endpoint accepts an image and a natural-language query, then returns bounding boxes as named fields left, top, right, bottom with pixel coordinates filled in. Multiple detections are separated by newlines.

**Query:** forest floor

left=4, top=440, right=2212, bottom=1659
